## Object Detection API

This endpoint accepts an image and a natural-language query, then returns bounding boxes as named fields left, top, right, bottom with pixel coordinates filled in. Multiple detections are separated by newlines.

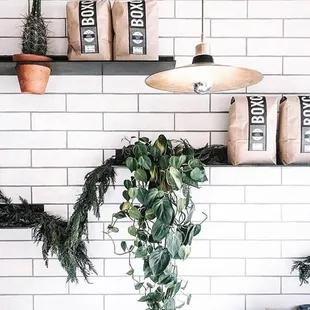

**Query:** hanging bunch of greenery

left=105, top=135, right=208, bottom=309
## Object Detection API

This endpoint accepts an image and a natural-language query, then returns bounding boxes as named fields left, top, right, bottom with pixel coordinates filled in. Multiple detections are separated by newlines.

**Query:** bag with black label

left=67, top=0, right=112, bottom=61
left=228, top=96, right=278, bottom=165
left=279, top=96, right=310, bottom=165
left=112, top=0, right=159, bottom=60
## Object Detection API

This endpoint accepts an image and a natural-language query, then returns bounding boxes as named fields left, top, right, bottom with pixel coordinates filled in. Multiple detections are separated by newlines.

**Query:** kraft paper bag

left=228, top=96, right=278, bottom=165
left=279, top=96, right=310, bottom=165
left=112, top=0, right=159, bottom=60
left=67, top=0, right=112, bottom=61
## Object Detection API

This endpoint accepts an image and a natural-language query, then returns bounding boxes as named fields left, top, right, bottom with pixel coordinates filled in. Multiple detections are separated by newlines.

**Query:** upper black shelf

left=0, top=55, right=176, bottom=76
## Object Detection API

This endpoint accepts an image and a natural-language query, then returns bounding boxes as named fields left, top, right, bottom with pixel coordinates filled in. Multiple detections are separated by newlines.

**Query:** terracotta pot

left=13, top=54, right=53, bottom=95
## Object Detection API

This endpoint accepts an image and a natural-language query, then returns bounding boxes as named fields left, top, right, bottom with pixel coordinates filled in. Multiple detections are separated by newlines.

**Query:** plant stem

left=31, top=0, right=41, bottom=17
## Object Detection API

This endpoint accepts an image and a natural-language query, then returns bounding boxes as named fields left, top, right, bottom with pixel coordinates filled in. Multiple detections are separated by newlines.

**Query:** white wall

left=1, top=0, right=310, bottom=309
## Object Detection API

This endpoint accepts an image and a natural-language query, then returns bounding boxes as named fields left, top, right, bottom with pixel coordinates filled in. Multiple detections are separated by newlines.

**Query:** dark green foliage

left=292, top=258, right=310, bottom=285
left=22, top=0, right=48, bottom=55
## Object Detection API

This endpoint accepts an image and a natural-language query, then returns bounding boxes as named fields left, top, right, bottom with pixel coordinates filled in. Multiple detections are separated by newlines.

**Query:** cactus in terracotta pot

left=13, top=0, right=52, bottom=94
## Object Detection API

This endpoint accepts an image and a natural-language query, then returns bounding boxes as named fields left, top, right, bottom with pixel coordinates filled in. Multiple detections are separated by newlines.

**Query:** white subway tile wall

left=1, top=0, right=310, bottom=310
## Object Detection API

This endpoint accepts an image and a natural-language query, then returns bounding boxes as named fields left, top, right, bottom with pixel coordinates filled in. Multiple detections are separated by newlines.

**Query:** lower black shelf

left=0, top=55, right=176, bottom=76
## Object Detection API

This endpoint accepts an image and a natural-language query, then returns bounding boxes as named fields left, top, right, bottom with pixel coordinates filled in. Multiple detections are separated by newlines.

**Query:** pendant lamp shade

left=145, top=0, right=263, bottom=94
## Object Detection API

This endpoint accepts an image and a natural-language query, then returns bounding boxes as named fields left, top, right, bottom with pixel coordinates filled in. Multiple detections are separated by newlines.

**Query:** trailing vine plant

left=105, top=135, right=208, bottom=309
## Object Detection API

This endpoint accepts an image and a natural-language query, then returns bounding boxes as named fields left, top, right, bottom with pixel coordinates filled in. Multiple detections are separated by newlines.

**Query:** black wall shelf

left=0, top=56, right=176, bottom=76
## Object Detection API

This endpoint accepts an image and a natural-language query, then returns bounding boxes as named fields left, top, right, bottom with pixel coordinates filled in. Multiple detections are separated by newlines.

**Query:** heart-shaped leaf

left=149, top=247, right=171, bottom=276
left=126, top=157, right=137, bottom=172
left=133, top=143, right=148, bottom=158
left=134, top=169, right=148, bottom=182
left=129, top=206, right=141, bottom=220
left=155, top=135, right=167, bottom=154
left=154, top=197, right=174, bottom=225
left=138, top=155, right=152, bottom=170
left=168, top=167, right=182, bottom=190
left=166, top=231, right=182, bottom=257
left=151, top=220, right=169, bottom=242
left=178, top=245, right=191, bottom=260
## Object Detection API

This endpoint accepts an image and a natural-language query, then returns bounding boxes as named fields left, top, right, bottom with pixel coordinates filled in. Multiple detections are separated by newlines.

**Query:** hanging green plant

left=104, top=135, right=208, bottom=309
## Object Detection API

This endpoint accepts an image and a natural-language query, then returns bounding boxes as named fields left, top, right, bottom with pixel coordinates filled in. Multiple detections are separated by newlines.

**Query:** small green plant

left=106, top=135, right=208, bottom=310
left=22, top=0, right=48, bottom=55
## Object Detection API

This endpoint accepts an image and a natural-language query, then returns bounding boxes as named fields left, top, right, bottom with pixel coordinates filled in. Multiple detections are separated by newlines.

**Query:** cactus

left=21, top=0, right=48, bottom=55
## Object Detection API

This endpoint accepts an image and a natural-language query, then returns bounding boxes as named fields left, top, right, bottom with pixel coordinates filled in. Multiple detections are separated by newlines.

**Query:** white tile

left=104, top=113, right=174, bottom=130
left=35, top=296, right=104, bottom=310
left=0, top=278, right=67, bottom=294
left=211, top=204, right=281, bottom=222
left=0, top=241, right=42, bottom=258
left=159, top=37, right=174, bottom=55
left=0, top=113, right=30, bottom=130
left=68, top=132, right=138, bottom=149
left=175, top=38, right=246, bottom=56
left=248, top=39, right=310, bottom=56
left=32, top=186, right=81, bottom=204
left=32, top=150, right=103, bottom=167
left=0, top=39, right=20, bottom=56
left=0, top=187, right=31, bottom=202
left=284, top=57, right=310, bottom=74
left=139, top=94, right=209, bottom=112
left=212, top=19, right=282, bottom=37
left=0, top=228, right=31, bottom=241
left=192, top=186, right=244, bottom=203
left=211, top=132, right=228, bottom=145
left=249, top=1, right=310, bottom=18
left=282, top=167, right=310, bottom=185
left=211, top=241, right=281, bottom=258
left=186, top=276, right=210, bottom=294
left=44, top=205, right=68, bottom=220
left=41, top=1, right=67, bottom=18
left=0, top=150, right=30, bottom=167
left=246, top=186, right=310, bottom=203
left=69, top=277, right=135, bottom=294
left=282, top=241, right=310, bottom=258
left=68, top=168, right=94, bottom=186
left=282, top=277, right=309, bottom=293
left=0, top=132, right=66, bottom=149
left=211, top=277, right=280, bottom=294
left=0, top=260, right=32, bottom=276
left=46, top=76, right=102, bottom=93
left=178, top=258, right=245, bottom=276
left=88, top=222, right=104, bottom=240
left=0, top=296, right=33, bottom=310
left=175, top=113, right=228, bottom=131
left=199, top=222, right=244, bottom=240
left=159, top=19, right=207, bottom=37
left=105, top=295, right=144, bottom=310
left=32, top=113, right=102, bottom=130
left=282, top=204, right=310, bottom=222
left=0, top=2, right=28, bottom=18
left=158, top=0, right=174, bottom=18
left=0, top=94, right=66, bottom=111
left=247, top=295, right=310, bottom=310
left=176, top=1, right=247, bottom=18
left=285, top=20, right=310, bottom=37
left=246, top=259, right=296, bottom=276
left=0, top=168, right=67, bottom=186
left=67, top=95, right=138, bottom=112
left=188, top=296, right=245, bottom=310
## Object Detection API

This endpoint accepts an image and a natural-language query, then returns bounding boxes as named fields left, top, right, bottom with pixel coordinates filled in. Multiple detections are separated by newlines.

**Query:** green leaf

left=128, top=226, right=137, bottom=237
left=123, top=190, right=130, bottom=201
left=154, top=135, right=167, bottom=154
left=129, top=206, right=141, bottom=220
left=168, top=167, right=182, bottom=190
left=110, top=227, right=119, bottom=233
left=190, top=167, right=207, bottom=182
left=158, top=273, right=176, bottom=285
left=151, top=220, right=170, bottom=242
left=194, top=224, right=202, bottom=236
left=188, top=158, right=203, bottom=169
left=126, top=157, right=137, bottom=172
left=145, top=208, right=156, bottom=220
left=150, top=146, right=161, bottom=159
left=164, top=299, right=175, bottom=310
left=134, top=169, right=148, bottom=182
left=166, top=231, right=182, bottom=257
left=137, top=188, right=148, bottom=205
left=173, top=281, right=182, bottom=296
left=126, top=268, right=134, bottom=275
left=147, top=282, right=154, bottom=289
left=139, top=137, right=149, bottom=143
left=149, top=247, right=171, bottom=276
left=159, top=155, right=169, bottom=169
left=138, top=155, right=152, bottom=170
left=120, top=201, right=131, bottom=211
left=177, top=198, right=186, bottom=212
left=133, top=142, right=148, bottom=158
left=145, top=188, right=159, bottom=206
left=178, top=245, right=191, bottom=260
left=144, top=266, right=152, bottom=279
left=121, top=241, right=127, bottom=252
left=135, top=246, right=148, bottom=258
left=187, top=294, right=192, bottom=305
left=135, top=282, right=144, bottom=290
left=124, top=179, right=132, bottom=189
left=182, top=174, right=199, bottom=188
left=128, top=187, right=138, bottom=199
left=178, top=155, right=187, bottom=167
left=154, top=197, right=174, bottom=225
left=113, top=211, right=126, bottom=219
left=169, top=155, right=187, bottom=169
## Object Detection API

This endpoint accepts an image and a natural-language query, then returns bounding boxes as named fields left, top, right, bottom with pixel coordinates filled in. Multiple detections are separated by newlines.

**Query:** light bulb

left=194, top=80, right=212, bottom=95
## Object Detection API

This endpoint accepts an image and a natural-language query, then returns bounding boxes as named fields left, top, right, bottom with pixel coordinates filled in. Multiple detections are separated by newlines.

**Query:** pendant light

left=145, top=0, right=263, bottom=94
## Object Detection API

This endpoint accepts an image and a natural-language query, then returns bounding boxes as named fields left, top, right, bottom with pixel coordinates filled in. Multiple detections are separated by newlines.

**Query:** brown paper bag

left=112, top=0, right=159, bottom=60
left=228, top=96, right=278, bottom=165
left=67, top=0, right=112, bottom=61
left=279, top=96, right=310, bottom=165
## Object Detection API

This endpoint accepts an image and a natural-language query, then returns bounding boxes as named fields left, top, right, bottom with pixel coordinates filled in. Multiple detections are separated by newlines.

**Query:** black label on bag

left=128, top=0, right=147, bottom=55
left=247, top=96, right=267, bottom=151
left=299, top=96, right=310, bottom=153
left=79, top=0, right=99, bottom=54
